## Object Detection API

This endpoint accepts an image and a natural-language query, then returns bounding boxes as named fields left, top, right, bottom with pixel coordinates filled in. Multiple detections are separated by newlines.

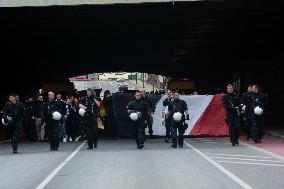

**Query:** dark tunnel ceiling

left=0, top=0, right=284, bottom=92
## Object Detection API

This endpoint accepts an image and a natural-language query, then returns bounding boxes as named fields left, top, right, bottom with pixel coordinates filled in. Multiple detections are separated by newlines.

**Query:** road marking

left=206, top=153, right=274, bottom=159
left=203, top=142, right=218, bottom=144
left=239, top=141, right=284, bottom=161
left=217, top=160, right=284, bottom=167
left=211, top=157, right=283, bottom=163
left=35, top=141, right=86, bottom=189
left=185, top=141, right=254, bottom=189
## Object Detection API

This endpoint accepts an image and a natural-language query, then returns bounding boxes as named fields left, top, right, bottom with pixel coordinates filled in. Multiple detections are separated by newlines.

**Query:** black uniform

left=80, top=96, right=100, bottom=149
left=56, top=99, right=67, bottom=139
left=128, top=99, right=149, bottom=148
left=103, top=96, right=116, bottom=139
left=24, top=100, right=35, bottom=141
left=222, top=93, right=240, bottom=146
left=3, top=101, right=24, bottom=153
left=247, top=92, right=268, bottom=142
left=240, top=92, right=253, bottom=140
left=42, top=100, right=63, bottom=150
left=168, top=99, right=188, bottom=148
left=163, top=97, right=173, bottom=140
left=142, top=95, right=154, bottom=136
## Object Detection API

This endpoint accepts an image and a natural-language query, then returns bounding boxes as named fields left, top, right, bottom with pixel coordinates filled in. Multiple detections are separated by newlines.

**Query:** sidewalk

left=265, top=129, right=284, bottom=140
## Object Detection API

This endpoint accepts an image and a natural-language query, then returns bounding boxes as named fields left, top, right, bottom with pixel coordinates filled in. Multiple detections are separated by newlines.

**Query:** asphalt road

left=1, top=138, right=284, bottom=189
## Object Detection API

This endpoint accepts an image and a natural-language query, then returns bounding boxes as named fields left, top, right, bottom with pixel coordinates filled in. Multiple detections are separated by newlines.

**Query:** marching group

left=1, top=84, right=268, bottom=154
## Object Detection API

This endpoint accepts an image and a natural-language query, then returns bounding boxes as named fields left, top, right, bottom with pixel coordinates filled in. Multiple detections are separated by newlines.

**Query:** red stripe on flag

left=189, top=94, right=228, bottom=136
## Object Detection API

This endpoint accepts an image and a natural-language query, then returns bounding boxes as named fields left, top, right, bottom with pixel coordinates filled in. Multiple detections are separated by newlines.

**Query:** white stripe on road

left=211, top=157, right=283, bottom=163
left=239, top=141, right=284, bottom=161
left=35, top=141, right=86, bottom=189
left=217, top=160, right=284, bottom=167
left=185, top=141, right=254, bottom=189
left=206, top=153, right=274, bottom=159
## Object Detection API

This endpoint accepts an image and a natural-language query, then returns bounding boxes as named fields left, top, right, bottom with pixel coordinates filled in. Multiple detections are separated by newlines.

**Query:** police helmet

left=254, top=106, right=263, bottom=116
left=173, top=112, right=182, bottom=122
left=52, top=111, right=62, bottom=121
left=79, top=108, right=86, bottom=117
left=2, top=116, right=13, bottom=126
left=130, top=112, right=139, bottom=121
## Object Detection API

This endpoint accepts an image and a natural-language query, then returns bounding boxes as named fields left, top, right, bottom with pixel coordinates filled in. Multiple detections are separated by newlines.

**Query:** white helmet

left=2, top=118, right=8, bottom=125
left=2, top=116, right=12, bottom=126
left=52, top=111, right=62, bottom=121
left=130, top=112, right=139, bottom=121
left=79, top=108, right=86, bottom=117
left=254, top=106, right=263, bottom=116
left=173, top=112, right=182, bottom=122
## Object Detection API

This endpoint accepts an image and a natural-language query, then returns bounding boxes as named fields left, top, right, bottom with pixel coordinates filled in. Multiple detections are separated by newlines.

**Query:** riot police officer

left=222, top=84, right=240, bottom=146
left=55, top=93, right=67, bottom=142
left=163, top=89, right=173, bottom=143
left=128, top=91, right=150, bottom=149
left=3, top=94, right=24, bottom=154
left=79, top=88, right=101, bottom=149
left=42, top=92, right=63, bottom=151
left=240, top=85, right=253, bottom=140
left=167, top=90, right=189, bottom=148
left=141, top=90, right=154, bottom=137
left=248, top=85, right=268, bottom=143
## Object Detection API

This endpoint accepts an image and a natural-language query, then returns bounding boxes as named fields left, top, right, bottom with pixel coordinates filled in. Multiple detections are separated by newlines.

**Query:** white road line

left=206, top=153, right=274, bottom=159
left=239, top=141, right=284, bottom=161
left=184, top=141, right=254, bottom=189
left=35, top=141, right=86, bottom=189
left=217, top=160, right=284, bottom=167
left=203, top=142, right=218, bottom=144
left=211, top=157, right=283, bottom=163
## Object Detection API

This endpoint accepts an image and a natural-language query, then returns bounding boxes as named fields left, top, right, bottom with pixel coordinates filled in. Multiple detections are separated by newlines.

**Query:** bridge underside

left=0, top=0, right=283, bottom=101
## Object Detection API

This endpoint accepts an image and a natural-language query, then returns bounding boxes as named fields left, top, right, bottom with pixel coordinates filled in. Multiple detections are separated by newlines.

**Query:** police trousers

left=9, top=121, right=22, bottom=151
left=82, top=115, right=98, bottom=148
left=133, top=119, right=146, bottom=146
left=226, top=114, right=240, bottom=144
left=171, top=120, right=185, bottom=146
left=46, top=120, right=60, bottom=149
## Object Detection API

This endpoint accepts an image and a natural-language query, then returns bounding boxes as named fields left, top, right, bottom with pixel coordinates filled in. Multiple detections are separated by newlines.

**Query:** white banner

left=149, top=95, right=213, bottom=136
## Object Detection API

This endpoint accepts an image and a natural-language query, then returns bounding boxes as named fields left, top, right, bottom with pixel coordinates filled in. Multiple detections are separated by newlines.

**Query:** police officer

left=240, top=85, right=253, bottom=140
left=222, top=84, right=240, bottom=146
left=103, top=90, right=116, bottom=139
left=79, top=88, right=101, bottom=149
left=248, top=85, right=268, bottom=143
left=3, top=94, right=24, bottom=153
left=55, top=93, right=67, bottom=142
left=24, top=97, right=35, bottom=141
left=163, top=89, right=173, bottom=143
left=42, top=92, right=63, bottom=151
left=141, top=90, right=154, bottom=137
left=128, top=91, right=150, bottom=149
left=167, top=90, right=189, bottom=148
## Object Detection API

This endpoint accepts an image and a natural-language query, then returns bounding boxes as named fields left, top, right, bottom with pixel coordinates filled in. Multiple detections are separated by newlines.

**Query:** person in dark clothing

left=247, top=85, right=268, bottom=143
left=141, top=90, right=154, bottom=137
left=128, top=91, right=150, bottom=149
left=222, top=84, right=240, bottom=146
left=42, top=92, right=63, bottom=151
left=167, top=90, right=189, bottom=148
left=32, top=95, right=45, bottom=141
left=163, top=89, right=173, bottom=143
left=55, top=93, right=67, bottom=142
left=103, top=90, right=116, bottom=139
left=3, top=94, right=25, bottom=153
left=240, top=85, right=253, bottom=140
left=79, top=88, right=101, bottom=149
left=24, top=97, right=36, bottom=141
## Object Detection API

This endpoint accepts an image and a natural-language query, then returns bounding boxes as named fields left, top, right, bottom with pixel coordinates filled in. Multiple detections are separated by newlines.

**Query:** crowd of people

left=0, top=89, right=116, bottom=153
left=0, top=84, right=268, bottom=154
